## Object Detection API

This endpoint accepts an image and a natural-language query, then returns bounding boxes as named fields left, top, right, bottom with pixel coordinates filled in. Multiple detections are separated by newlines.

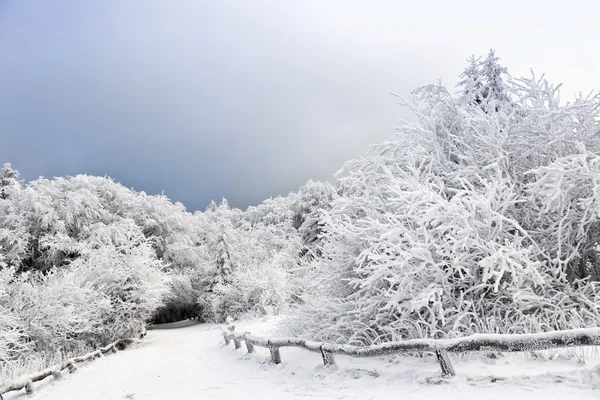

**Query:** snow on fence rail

left=0, top=337, right=139, bottom=398
left=221, top=325, right=600, bottom=377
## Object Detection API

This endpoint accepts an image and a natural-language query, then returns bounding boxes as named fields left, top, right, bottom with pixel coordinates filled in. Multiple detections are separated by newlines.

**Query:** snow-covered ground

left=5, top=318, right=600, bottom=400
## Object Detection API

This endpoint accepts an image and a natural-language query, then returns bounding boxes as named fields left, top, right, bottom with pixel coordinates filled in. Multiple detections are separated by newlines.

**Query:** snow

left=4, top=319, right=599, bottom=400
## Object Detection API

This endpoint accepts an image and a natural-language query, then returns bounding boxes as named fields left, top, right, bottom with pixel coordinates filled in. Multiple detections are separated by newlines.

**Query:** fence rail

left=0, top=337, right=139, bottom=398
left=221, top=325, right=600, bottom=377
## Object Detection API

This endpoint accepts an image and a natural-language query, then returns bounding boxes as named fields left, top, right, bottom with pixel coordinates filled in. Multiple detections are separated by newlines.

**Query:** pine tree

left=480, top=49, right=509, bottom=108
left=0, top=163, right=22, bottom=200
left=205, top=200, right=217, bottom=212
left=291, top=180, right=337, bottom=260
left=457, top=50, right=510, bottom=112
left=457, top=55, right=483, bottom=105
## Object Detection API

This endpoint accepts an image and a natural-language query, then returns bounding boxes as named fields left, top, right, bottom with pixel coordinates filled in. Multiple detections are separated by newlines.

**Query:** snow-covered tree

left=0, top=163, right=22, bottom=200
left=287, top=54, right=600, bottom=344
left=481, top=50, right=509, bottom=105
left=192, top=195, right=305, bottom=322
left=457, top=55, right=483, bottom=105
left=291, top=180, right=337, bottom=260
left=0, top=173, right=175, bottom=369
left=244, top=195, right=297, bottom=228
left=457, top=50, right=510, bottom=112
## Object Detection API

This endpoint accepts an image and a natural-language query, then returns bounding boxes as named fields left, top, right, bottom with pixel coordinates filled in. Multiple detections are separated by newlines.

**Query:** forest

left=1, top=51, right=599, bottom=378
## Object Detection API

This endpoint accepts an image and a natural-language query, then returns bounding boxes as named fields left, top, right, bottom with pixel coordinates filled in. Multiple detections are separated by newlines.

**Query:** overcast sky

left=1, top=1, right=599, bottom=211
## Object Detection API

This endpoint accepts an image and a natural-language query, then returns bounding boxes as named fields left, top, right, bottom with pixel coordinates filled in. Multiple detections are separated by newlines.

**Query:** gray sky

left=1, top=0, right=599, bottom=211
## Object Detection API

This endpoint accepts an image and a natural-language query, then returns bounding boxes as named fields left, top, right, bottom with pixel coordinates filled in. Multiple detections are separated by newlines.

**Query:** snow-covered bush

left=197, top=199, right=303, bottom=322
left=228, top=226, right=302, bottom=315
left=0, top=172, right=169, bottom=373
left=7, top=266, right=110, bottom=353
left=0, top=265, right=28, bottom=362
left=73, top=242, right=166, bottom=341
left=203, top=282, right=248, bottom=322
left=1, top=221, right=165, bottom=358
left=286, top=52, right=600, bottom=344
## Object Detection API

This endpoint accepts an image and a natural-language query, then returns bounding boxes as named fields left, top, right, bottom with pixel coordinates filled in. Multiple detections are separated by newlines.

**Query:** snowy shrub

left=0, top=173, right=170, bottom=373
left=525, top=153, right=600, bottom=282
left=197, top=200, right=303, bottom=322
left=7, top=266, right=110, bottom=353
left=71, top=239, right=166, bottom=341
left=286, top=51, right=600, bottom=344
left=0, top=265, right=28, bottom=362
left=229, top=239, right=301, bottom=316
left=204, top=283, right=248, bottom=322
left=1, top=221, right=165, bottom=357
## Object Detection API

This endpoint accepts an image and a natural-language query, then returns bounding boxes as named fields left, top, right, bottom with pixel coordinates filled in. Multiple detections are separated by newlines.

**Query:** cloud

left=1, top=0, right=599, bottom=210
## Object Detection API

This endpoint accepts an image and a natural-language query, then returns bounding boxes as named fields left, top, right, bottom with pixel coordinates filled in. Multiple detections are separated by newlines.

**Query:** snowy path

left=5, top=320, right=599, bottom=400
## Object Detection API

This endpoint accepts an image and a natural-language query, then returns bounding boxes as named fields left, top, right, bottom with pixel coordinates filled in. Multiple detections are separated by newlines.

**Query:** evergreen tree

left=457, top=55, right=483, bottom=105
left=480, top=49, right=509, bottom=107
left=291, top=180, right=337, bottom=260
left=0, top=163, right=22, bottom=200
left=205, top=200, right=217, bottom=212
left=457, top=50, right=510, bottom=112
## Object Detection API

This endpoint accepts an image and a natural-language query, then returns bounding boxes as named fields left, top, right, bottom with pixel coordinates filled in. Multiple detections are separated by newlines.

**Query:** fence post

left=320, top=346, right=336, bottom=367
left=233, top=336, right=242, bottom=350
left=270, top=346, right=281, bottom=364
left=244, top=334, right=255, bottom=353
left=52, top=368, right=62, bottom=380
left=435, top=348, right=455, bottom=377
left=24, top=380, right=33, bottom=394
left=245, top=342, right=255, bottom=353
left=222, top=330, right=231, bottom=345
left=67, top=360, right=77, bottom=373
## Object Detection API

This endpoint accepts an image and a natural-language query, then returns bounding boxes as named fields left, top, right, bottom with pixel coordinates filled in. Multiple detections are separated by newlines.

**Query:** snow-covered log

left=0, top=338, right=139, bottom=397
left=221, top=326, right=600, bottom=376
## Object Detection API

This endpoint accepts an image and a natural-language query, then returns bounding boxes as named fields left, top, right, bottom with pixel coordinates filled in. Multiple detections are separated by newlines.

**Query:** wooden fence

left=221, top=325, right=600, bottom=377
left=0, top=337, right=139, bottom=398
